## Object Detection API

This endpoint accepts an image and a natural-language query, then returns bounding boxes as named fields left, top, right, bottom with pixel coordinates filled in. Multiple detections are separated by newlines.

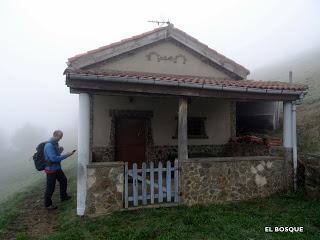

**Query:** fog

left=0, top=0, right=319, bottom=200
left=1, top=0, right=320, bottom=135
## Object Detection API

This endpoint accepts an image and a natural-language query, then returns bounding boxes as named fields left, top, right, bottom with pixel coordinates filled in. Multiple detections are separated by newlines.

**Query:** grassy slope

left=251, top=48, right=320, bottom=154
left=0, top=174, right=50, bottom=240
left=35, top=172, right=320, bottom=240
left=0, top=160, right=76, bottom=239
left=45, top=183, right=320, bottom=240
left=0, top=161, right=45, bottom=203
left=1, top=161, right=320, bottom=239
left=0, top=190, right=32, bottom=237
left=251, top=48, right=320, bottom=102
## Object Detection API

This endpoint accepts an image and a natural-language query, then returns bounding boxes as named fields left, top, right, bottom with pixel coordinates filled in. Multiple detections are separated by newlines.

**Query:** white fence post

left=132, top=163, right=138, bottom=207
left=150, top=162, right=155, bottom=204
left=142, top=162, right=147, bottom=205
left=158, top=162, right=163, bottom=203
left=166, top=161, right=171, bottom=202
left=174, top=159, right=179, bottom=203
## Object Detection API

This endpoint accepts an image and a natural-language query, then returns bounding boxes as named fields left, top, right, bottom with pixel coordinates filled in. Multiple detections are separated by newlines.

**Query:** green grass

left=0, top=162, right=76, bottom=239
left=43, top=194, right=320, bottom=240
left=0, top=172, right=45, bottom=238
left=0, top=192, right=24, bottom=236
left=1, top=162, right=320, bottom=239
left=297, top=99, right=320, bottom=155
left=40, top=176, right=320, bottom=240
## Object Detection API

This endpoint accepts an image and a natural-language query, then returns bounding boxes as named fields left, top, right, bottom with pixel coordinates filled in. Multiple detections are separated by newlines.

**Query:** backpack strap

left=44, top=142, right=59, bottom=166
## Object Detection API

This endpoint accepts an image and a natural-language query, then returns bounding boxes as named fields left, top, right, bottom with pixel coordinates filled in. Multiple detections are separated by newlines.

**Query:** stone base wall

left=92, top=146, right=114, bottom=162
left=84, top=151, right=293, bottom=216
left=92, top=143, right=277, bottom=163
left=86, top=162, right=124, bottom=216
left=92, top=144, right=225, bottom=163
left=180, top=156, right=292, bottom=205
left=148, top=144, right=225, bottom=163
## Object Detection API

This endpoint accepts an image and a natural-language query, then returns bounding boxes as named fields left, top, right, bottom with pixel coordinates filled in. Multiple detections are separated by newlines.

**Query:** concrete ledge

left=186, top=156, right=283, bottom=163
left=120, top=203, right=179, bottom=212
left=87, top=161, right=124, bottom=168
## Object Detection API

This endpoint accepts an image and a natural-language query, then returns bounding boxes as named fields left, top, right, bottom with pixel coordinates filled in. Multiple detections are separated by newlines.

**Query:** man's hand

left=58, top=146, right=64, bottom=153
left=67, top=150, right=76, bottom=157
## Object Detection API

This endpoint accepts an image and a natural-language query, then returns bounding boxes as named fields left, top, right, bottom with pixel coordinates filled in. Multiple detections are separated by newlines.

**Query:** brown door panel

left=116, top=118, right=146, bottom=168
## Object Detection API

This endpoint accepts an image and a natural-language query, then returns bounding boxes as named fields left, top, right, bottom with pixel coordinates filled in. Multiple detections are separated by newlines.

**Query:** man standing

left=44, top=130, right=76, bottom=210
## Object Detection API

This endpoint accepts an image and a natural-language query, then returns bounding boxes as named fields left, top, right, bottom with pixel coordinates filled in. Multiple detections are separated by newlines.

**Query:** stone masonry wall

left=180, top=156, right=292, bottom=205
left=86, top=162, right=124, bottom=216
left=84, top=152, right=293, bottom=216
left=92, top=143, right=274, bottom=163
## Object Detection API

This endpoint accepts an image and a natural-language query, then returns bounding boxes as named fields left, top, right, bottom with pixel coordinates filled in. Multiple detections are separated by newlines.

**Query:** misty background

left=0, top=0, right=319, bottom=202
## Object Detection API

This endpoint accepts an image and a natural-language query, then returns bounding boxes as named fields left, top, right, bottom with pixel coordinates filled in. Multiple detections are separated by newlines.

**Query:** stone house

left=64, top=24, right=308, bottom=216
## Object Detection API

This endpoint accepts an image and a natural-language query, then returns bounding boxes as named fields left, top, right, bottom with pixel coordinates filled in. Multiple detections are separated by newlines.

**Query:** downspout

left=289, top=71, right=298, bottom=192
left=292, top=102, right=297, bottom=192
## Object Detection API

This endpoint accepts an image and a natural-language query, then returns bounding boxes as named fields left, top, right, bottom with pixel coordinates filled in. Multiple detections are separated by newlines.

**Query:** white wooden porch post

left=178, top=97, right=188, bottom=162
left=77, top=93, right=90, bottom=216
left=283, top=102, right=292, bottom=148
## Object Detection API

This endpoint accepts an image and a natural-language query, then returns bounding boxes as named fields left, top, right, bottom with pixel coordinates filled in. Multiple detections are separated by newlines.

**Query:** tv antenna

left=148, top=20, right=171, bottom=26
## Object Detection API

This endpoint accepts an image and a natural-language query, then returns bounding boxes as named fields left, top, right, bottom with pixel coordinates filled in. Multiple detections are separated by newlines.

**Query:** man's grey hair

left=53, top=130, right=63, bottom=137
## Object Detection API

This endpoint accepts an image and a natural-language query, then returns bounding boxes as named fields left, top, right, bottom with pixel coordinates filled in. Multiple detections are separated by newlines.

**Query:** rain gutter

left=67, top=73, right=307, bottom=99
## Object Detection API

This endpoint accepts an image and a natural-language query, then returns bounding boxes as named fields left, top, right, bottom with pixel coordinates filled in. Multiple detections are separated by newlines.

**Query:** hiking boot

left=46, top=205, right=58, bottom=210
left=61, top=195, right=72, bottom=202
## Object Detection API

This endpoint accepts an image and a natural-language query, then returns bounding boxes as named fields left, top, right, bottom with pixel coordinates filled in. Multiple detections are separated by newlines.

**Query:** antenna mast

left=148, top=20, right=171, bottom=26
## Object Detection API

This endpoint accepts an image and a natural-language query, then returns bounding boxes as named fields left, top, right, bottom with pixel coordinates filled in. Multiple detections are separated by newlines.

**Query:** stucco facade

left=86, top=40, right=232, bottom=79
left=92, top=95, right=233, bottom=147
left=91, top=95, right=235, bottom=163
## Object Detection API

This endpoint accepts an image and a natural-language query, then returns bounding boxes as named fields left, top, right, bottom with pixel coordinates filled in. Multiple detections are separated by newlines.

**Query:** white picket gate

left=124, top=159, right=179, bottom=208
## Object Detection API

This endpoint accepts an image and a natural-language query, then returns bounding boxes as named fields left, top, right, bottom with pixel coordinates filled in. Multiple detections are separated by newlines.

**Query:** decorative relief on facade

left=146, top=51, right=187, bottom=64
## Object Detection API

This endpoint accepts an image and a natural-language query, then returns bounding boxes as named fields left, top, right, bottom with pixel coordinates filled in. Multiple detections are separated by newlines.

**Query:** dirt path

left=2, top=181, right=65, bottom=239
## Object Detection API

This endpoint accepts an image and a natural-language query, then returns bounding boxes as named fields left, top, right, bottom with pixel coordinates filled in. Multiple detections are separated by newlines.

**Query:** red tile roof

left=171, top=27, right=249, bottom=75
left=66, top=69, right=308, bottom=92
left=68, top=27, right=167, bottom=62
left=67, top=25, right=250, bottom=78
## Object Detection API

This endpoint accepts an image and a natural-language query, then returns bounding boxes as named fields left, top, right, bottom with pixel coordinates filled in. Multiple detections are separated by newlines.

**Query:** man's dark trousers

left=44, top=170, right=68, bottom=207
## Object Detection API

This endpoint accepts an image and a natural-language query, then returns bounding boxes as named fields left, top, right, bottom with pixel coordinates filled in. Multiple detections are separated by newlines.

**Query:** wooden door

left=116, top=118, right=146, bottom=168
